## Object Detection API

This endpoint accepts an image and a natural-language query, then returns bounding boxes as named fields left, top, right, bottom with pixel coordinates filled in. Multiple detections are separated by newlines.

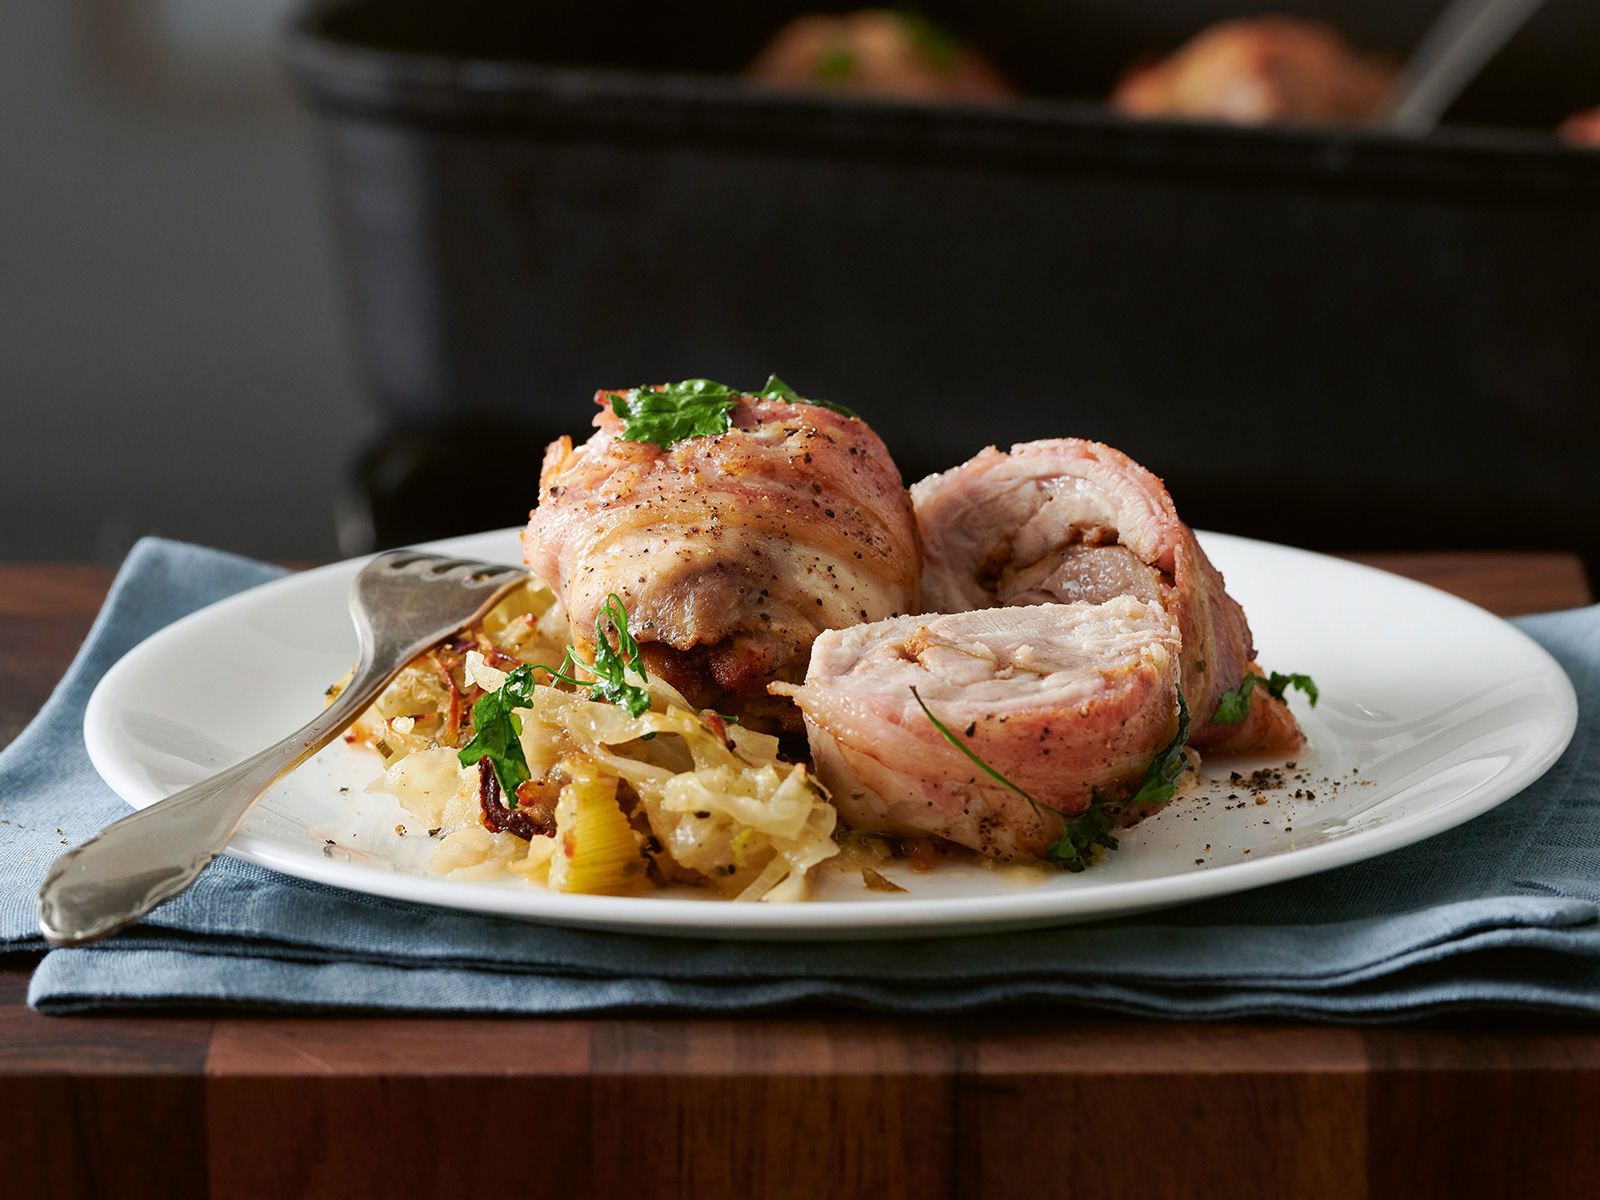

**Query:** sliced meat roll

left=912, top=439, right=1299, bottom=753
left=1109, top=17, right=1397, bottom=129
left=772, top=598, right=1183, bottom=861
left=525, top=388, right=920, bottom=732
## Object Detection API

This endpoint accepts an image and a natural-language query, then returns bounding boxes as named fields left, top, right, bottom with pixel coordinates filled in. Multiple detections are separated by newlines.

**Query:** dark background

left=5, top=0, right=1598, bottom=566
left=0, top=0, right=369, bottom=563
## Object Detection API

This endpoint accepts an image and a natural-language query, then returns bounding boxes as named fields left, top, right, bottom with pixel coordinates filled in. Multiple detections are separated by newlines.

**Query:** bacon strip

left=429, top=651, right=464, bottom=746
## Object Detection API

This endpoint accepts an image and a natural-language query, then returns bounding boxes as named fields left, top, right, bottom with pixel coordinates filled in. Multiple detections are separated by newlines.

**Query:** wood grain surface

left=1, top=553, right=1595, bottom=1199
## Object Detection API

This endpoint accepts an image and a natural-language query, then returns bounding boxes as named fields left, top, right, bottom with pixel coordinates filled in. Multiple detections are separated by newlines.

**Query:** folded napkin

left=5, top=537, right=1600, bottom=1019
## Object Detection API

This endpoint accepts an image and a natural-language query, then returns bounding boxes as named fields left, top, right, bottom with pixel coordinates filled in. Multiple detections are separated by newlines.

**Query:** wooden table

left=2, top=553, right=1594, bottom=1200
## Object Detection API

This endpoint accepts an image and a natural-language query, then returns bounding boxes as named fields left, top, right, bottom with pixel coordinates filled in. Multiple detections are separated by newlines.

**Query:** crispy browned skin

left=1111, top=16, right=1397, bottom=127
left=524, top=390, right=920, bottom=732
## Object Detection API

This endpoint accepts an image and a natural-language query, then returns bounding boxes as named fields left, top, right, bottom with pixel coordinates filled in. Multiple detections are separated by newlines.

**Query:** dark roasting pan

left=287, top=1, right=1600, bottom=569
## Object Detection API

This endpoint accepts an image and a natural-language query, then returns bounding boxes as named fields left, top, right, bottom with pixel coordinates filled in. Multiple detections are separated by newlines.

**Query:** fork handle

left=37, top=652, right=401, bottom=947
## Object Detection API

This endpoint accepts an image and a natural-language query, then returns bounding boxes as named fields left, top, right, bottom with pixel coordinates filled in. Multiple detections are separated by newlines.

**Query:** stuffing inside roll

left=773, top=598, right=1187, bottom=861
left=913, top=438, right=1302, bottom=754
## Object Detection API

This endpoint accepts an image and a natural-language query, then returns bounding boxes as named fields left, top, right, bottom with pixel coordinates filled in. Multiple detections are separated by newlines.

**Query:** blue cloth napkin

left=5, top=537, right=1600, bottom=1019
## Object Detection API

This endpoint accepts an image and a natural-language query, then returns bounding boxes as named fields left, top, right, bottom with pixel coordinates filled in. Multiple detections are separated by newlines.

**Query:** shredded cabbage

left=346, top=579, right=838, bottom=900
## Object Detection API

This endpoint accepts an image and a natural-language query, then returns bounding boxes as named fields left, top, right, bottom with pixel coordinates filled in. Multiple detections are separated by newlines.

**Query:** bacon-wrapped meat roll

left=912, top=439, right=1300, bottom=753
left=525, top=385, right=920, bottom=732
left=772, top=598, right=1184, bottom=860
left=1110, top=17, right=1397, bottom=128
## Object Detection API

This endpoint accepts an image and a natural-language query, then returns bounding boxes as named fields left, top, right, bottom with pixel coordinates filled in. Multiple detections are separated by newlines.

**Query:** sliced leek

left=547, top=761, right=647, bottom=896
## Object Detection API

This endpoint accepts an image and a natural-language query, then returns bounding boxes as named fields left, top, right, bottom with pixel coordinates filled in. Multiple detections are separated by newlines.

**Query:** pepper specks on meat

left=525, top=386, right=920, bottom=733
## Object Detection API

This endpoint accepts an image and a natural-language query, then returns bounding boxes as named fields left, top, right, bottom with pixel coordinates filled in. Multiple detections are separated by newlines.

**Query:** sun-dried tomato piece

left=476, top=759, right=556, bottom=840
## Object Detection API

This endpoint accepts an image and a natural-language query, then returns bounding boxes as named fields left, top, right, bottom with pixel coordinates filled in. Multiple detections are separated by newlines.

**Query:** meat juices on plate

left=772, top=599, right=1183, bottom=861
left=912, top=438, right=1301, bottom=754
left=524, top=389, right=920, bottom=733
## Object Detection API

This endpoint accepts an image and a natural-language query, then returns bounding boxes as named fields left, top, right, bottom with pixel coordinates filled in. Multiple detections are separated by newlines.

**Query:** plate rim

left=81, top=528, right=1581, bottom=938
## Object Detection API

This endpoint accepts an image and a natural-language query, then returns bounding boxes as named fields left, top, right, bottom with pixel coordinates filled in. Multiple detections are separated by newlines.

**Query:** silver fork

left=37, top=550, right=531, bottom=947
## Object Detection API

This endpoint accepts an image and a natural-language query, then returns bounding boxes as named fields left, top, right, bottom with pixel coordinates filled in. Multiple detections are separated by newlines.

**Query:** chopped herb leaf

left=1211, top=675, right=1258, bottom=724
left=609, top=375, right=856, bottom=449
left=1049, top=688, right=1191, bottom=870
left=757, top=374, right=801, bottom=402
left=539, top=593, right=653, bottom=719
left=756, top=374, right=857, bottom=419
left=457, top=664, right=538, bottom=798
left=610, top=379, right=738, bottom=449
left=1126, top=687, right=1192, bottom=810
left=587, top=594, right=652, bottom=717
left=911, top=686, right=1053, bottom=816
left=912, top=685, right=1192, bottom=873
left=1047, top=802, right=1120, bottom=873
left=1212, top=670, right=1318, bottom=725
left=816, top=46, right=857, bottom=82
left=1267, top=671, right=1319, bottom=707
left=893, top=9, right=959, bottom=72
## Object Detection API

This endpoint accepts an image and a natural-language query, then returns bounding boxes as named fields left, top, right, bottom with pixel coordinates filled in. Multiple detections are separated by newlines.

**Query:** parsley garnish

left=755, top=374, right=858, bottom=419
left=541, top=593, right=653, bottom=719
left=457, top=664, right=538, bottom=797
left=911, top=686, right=1051, bottom=812
left=816, top=46, right=857, bottom=82
left=458, top=596, right=653, bottom=797
left=893, top=9, right=960, bottom=73
left=1124, top=687, right=1192, bottom=810
left=610, top=379, right=739, bottom=450
left=1211, top=671, right=1319, bottom=725
left=1271, top=672, right=1319, bottom=705
left=911, top=685, right=1193, bottom=873
left=1048, top=802, right=1120, bottom=872
left=608, top=376, right=857, bottom=449
left=1048, top=688, right=1192, bottom=871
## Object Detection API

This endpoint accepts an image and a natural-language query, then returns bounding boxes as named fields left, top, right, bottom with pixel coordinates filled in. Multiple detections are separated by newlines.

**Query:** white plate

left=83, top=529, right=1577, bottom=939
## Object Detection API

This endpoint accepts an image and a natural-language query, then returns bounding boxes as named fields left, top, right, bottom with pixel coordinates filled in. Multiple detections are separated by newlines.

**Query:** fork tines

left=374, top=551, right=527, bottom=585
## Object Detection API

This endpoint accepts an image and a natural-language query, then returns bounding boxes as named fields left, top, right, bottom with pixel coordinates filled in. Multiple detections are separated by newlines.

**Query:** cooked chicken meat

left=1111, top=16, right=1397, bottom=127
left=746, top=9, right=1011, bottom=101
left=913, top=439, right=1301, bottom=754
left=773, top=599, right=1183, bottom=860
left=524, top=387, right=920, bottom=732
